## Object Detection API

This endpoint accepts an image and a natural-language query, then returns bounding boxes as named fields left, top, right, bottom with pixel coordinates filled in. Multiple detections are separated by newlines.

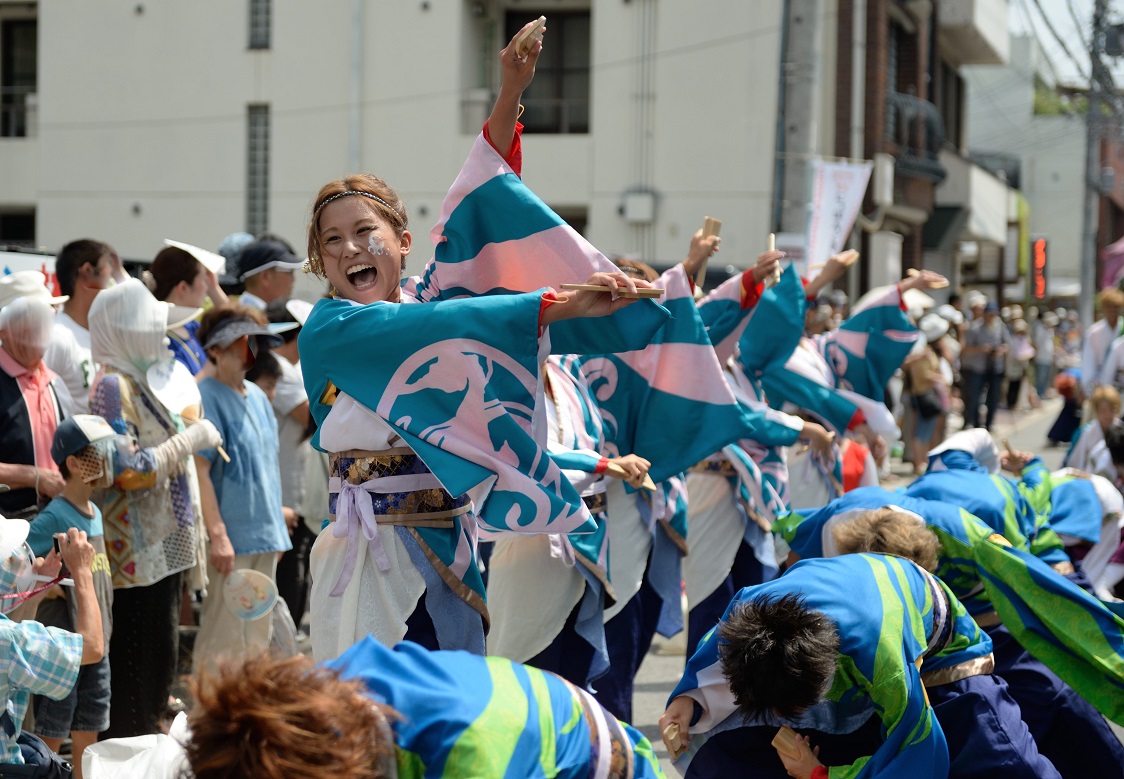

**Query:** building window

left=1, top=19, right=36, bottom=138
left=504, top=11, right=590, bottom=134
left=0, top=210, right=34, bottom=249
left=246, top=104, right=270, bottom=236
left=938, top=61, right=964, bottom=150
left=249, top=0, right=271, bottom=49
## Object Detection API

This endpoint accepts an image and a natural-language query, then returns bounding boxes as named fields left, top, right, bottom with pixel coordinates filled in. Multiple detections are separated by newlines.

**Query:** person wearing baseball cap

left=0, top=513, right=104, bottom=772
left=25, top=415, right=118, bottom=765
left=194, top=305, right=291, bottom=675
left=236, top=240, right=305, bottom=311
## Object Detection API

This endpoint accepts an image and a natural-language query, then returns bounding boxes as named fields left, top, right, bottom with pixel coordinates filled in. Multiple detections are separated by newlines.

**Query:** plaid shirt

left=0, top=615, right=82, bottom=763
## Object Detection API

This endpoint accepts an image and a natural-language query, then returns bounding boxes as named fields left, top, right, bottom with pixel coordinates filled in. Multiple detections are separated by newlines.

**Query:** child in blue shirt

left=27, top=415, right=116, bottom=775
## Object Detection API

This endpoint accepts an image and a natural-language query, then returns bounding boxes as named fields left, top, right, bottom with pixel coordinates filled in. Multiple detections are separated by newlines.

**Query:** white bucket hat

left=0, top=271, right=68, bottom=311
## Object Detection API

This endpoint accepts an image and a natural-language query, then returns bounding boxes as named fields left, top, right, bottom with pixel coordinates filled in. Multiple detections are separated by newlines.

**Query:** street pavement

left=630, top=398, right=1076, bottom=776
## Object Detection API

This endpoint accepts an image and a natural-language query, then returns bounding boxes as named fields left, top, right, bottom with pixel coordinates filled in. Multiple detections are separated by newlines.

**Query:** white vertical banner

left=805, top=158, right=874, bottom=268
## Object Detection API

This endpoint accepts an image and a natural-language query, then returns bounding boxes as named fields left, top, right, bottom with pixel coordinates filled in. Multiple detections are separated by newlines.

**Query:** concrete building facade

left=1, top=0, right=1011, bottom=300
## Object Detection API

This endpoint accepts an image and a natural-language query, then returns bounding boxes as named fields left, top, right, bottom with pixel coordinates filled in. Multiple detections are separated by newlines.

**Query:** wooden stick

left=763, top=233, right=782, bottom=289
left=559, top=284, right=664, bottom=298
left=182, top=408, right=231, bottom=463
left=905, top=268, right=950, bottom=288
left=515, top=15, right=547, bottom=57
left=695, top=216, right=722, bottom=290
left=604, top=461, right=657, bottom=491
left=771, top=725, right=803, bottom=762
left=662, top=722, right=687, bottom=758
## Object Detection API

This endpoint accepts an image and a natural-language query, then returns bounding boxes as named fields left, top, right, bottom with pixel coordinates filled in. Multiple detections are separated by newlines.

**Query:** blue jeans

left=33, top=655, right=111, bottom=738
left=1034, top=362, right=1052, bottom=398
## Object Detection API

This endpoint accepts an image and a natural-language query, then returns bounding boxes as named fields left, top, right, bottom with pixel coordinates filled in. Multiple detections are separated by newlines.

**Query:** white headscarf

left=0, top=296, right=55, bottom=366
left=89, top=279, right=173, bottom=387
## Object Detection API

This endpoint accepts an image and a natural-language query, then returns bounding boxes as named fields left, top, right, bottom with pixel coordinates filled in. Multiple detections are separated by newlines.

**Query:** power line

left=1013, top=0, right=1065, bottom=85
left=1026, top=0, right=1092, bottom=84
left=1065, top=0, right=1091, bottom=50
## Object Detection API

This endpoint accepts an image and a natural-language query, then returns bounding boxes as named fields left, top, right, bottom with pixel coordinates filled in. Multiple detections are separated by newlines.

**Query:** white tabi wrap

left=683, top=470, right=743, bottom=610
left=602, top=478, right=653, bottom=622
left=485, top=534, right=586, bottom=662
left=786, top=445, right=838, bottom=510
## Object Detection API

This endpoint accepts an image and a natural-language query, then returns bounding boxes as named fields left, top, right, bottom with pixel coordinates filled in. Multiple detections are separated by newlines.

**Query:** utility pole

left=1080, top=0, right=1108, bottom=332
left=778, top=0, right=823, bottom=237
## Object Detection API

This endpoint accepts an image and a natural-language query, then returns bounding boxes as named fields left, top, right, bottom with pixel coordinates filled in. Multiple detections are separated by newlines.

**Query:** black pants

left=965, top=370, right=1003, bottom=430
left=101, top=572, right=183, bottom=739
left=593, top=573, right=664, bottom=722
left=684, top=716, right=884, bottom=779
left=276, top=523, right=316, bottom=630
left=526, top=599, right=596, bottom=688
left=1005, top=377, right=1022, bottom=410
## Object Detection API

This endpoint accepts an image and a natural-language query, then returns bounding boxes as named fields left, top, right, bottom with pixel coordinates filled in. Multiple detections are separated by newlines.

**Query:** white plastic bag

left=83, top=711, right=189, bottom=779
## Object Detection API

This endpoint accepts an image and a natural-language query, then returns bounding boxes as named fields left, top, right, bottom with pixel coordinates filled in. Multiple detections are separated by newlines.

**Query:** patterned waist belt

left=326, top=448, right=471, bottom=596
left=920, top=569, right=955, bottom=661
left=921, top=652, right=996, bottom=688
left=560, top=677, right=634, bottom=779
left=688, top=459, right=737, bottom=478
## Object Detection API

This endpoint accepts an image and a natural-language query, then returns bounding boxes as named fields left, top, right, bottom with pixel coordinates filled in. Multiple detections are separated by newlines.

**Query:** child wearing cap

left=25, top=415, right=116, bottom=776
left=193, top=305, right=290, bottom=675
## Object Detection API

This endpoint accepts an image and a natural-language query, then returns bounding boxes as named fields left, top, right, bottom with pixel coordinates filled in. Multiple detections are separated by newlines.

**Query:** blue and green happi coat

left=774, top=487, right=1124, bottom=725
left=672, top=554, right=989, bottom=779
left=329, top=637, right=667, bottom=778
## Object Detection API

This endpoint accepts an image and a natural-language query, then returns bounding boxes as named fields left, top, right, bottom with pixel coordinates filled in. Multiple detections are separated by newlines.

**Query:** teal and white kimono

left=485, top=355, right=615, bottom=683
left=300, top=128, right=670, bottom=662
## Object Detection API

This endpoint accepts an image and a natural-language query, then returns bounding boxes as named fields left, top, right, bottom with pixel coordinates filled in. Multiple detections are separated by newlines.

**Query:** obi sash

left=327, top=448, right=471, bottom=596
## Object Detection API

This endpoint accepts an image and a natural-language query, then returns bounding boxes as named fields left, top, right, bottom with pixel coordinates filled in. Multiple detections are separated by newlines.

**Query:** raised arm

left=57, top=528, right=104, bottom=664
left=485, top=19, right=545, bottom=164
left=90, top=373, right=222, bottom=489
left=803, top=250, right=858, bottom=301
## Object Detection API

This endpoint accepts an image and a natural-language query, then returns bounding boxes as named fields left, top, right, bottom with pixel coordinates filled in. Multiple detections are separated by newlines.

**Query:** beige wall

left=12, top=0, right=786, bottom=274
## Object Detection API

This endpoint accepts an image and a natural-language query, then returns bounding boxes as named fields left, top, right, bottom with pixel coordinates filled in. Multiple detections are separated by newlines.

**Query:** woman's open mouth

left=345, top=263, right=379, bottom=290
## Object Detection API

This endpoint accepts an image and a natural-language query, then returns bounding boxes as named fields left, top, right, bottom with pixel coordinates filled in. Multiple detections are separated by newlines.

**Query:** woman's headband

left=314, top=190, right=401, bottom=220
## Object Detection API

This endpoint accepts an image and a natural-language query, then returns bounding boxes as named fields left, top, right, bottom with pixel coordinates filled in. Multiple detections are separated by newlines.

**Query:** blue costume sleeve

left=823, top=285, right=918, bottom=404
left=573, top=267, right=757, bottom=483
left=300, top=295, right=596, bottom=537
left=734, top=266, right=805, bottom=375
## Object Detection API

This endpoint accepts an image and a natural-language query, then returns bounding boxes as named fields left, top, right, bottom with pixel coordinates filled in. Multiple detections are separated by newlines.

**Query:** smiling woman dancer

left=298, top=21, right=653, bottom=662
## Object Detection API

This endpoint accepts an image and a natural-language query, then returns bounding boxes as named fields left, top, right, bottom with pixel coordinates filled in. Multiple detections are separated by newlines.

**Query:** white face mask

left=73, top=438, right=117, bottom=489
